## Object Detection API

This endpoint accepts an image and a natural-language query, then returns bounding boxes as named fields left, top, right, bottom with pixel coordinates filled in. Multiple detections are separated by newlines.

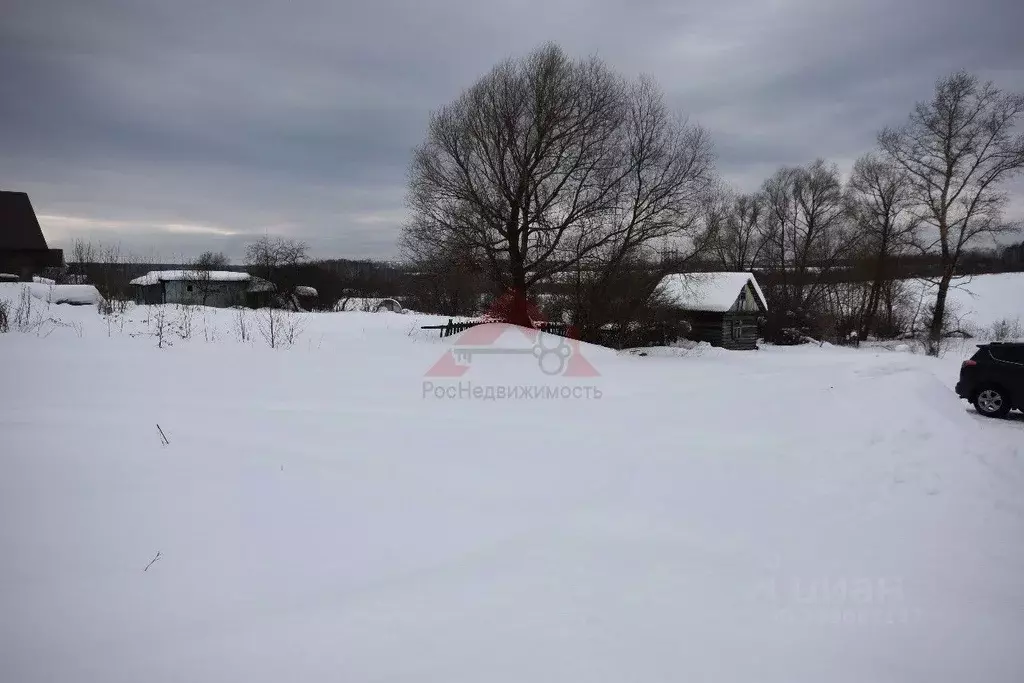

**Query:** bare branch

left=878, top=71, right=1024, bottom=354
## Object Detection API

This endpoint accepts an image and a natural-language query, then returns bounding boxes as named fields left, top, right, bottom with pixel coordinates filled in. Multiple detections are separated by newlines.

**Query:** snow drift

left=0, top=281, right=104, bottom=306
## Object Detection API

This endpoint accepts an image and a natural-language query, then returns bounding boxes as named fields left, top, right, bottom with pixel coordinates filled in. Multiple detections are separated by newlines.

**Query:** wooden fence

left=421, top=319, right=572, bottom=339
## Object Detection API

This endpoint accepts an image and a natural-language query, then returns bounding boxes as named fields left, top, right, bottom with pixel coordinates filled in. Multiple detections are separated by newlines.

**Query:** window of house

left=186, top=285, right=193, bottom=292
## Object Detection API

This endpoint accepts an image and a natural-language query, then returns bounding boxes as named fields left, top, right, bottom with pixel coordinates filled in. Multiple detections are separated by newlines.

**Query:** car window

left=988, top=346, right=1024, bottom=364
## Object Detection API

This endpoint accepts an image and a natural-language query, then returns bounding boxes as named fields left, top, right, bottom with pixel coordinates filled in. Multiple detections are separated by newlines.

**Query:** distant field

left=907, top=272, right=1024, bottom=338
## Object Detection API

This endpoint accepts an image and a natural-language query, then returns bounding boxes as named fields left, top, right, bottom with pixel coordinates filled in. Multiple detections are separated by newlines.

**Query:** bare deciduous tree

left=69, top=239, right=96, bottom=282
left=707, top=189, right=769, bottom=271
left=847, top=153, right=919, bottom=338
left=245, top=236, right=308, bottom=302
left=194, top=251, right=229, bottom=270
left=879, top=71, right=1024, bottom=355
left=403, top=43, right=714, bottom=326
left=760, top=160, right=858, bottom=340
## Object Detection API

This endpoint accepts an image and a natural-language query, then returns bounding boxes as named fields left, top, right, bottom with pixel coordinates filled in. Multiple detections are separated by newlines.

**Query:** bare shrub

left=151, top=306, right=171, bottom=348
left=97, top=295, right=130, bottom=336
left=233, top=307, right=251, bottom=343
left=13, top=285, right=33, bottom=331
left=206, top=319, right=220, bottom=343
left=202, top=310, right=220, bottom=343
left=282, top=311, right=305, bottom=347
left=989, top=318, right=1023, bottom=342
left=1, top=286, right=87, bottom=338
left=7, top=286, right=49, bottom=334
left=257, top=308, right=280, bottom=348
left=56, top=319, right=84, bottom=338
left=176, top=304, right=195, bottom=340
left=257, top=308, right=304, bottom=349
left=911, top=298, right=972, bottom=356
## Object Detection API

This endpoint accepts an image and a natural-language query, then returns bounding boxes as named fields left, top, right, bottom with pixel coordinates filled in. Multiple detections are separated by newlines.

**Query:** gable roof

left=129, top=270, right=251, bottom=286
left=0, top=191, right=48, bottom=250
left=656, top=272, right=768, bottom=313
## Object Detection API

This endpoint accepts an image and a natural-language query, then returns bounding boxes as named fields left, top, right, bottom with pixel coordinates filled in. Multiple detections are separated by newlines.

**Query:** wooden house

left=655, top=272, right=768, bottom=350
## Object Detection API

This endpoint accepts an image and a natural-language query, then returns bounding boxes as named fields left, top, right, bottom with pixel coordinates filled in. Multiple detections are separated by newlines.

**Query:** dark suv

left=956, top=342, right=1024, bottom=418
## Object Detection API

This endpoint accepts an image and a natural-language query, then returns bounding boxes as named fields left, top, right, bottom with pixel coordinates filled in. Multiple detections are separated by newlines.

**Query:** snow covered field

left=1, top=296, right=1023, bottom=682
left=910, top=272, right=1024, bottom=337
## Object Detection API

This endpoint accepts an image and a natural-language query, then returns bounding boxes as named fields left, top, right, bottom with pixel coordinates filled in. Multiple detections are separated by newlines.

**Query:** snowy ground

left=1, top=298, right=1023, bottom=683
left=909, top=272, right=1024, bottom=338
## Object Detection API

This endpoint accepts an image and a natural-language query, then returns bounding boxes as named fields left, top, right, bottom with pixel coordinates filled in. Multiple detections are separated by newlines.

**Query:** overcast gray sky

left=2, top=0, right=1023, bottom=262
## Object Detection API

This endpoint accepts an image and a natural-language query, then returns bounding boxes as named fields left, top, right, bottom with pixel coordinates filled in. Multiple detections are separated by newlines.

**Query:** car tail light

left=962, top=359, right=977, bottom=368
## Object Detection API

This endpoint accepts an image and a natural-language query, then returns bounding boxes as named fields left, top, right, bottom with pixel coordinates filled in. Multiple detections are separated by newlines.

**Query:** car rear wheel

left=974, top=386, right=1011, bottom=419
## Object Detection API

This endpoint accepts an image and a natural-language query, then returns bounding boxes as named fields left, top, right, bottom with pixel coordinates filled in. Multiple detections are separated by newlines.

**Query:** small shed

left=129, top=270, right=276, bottom=308
left=655, top=272, right=768, bottom=350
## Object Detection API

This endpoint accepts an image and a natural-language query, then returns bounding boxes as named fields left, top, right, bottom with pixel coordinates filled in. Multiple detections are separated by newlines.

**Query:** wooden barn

left=129, top=270, right=276, bottom=308
left=0, top=191, right=64, bottom=281
left=656, top=272, right=768, bottom=350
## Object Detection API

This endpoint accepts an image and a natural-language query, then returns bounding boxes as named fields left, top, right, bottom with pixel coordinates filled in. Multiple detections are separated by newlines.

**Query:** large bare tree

left=879, top=71, right=1024, bottom=355
left=759, top=159, right=858, bottom=339
left=847, top=154, right=919, bottom=338
left=403, top=43, right=714, bottom=326
left=706, top=189, right=769, bottom=271
left=244, top=236, right=308, bottom=302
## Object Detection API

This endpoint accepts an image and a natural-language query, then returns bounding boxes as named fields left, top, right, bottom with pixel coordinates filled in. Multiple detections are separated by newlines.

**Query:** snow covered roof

left=247, top=277, right=276, bottom=293
left=0, top=282, right=104, bottom=305
left=129, top=270, right=250, bottom=286
left=656, top=272, right=768, bottom=313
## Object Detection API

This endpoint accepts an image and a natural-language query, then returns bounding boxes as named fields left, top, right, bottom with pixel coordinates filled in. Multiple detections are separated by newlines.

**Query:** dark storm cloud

left=1, top=0, right=1022, bottom=260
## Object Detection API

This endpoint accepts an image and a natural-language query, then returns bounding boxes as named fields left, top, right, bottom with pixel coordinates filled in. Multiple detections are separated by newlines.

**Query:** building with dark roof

left=0, top=191, right=64, bottom=281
